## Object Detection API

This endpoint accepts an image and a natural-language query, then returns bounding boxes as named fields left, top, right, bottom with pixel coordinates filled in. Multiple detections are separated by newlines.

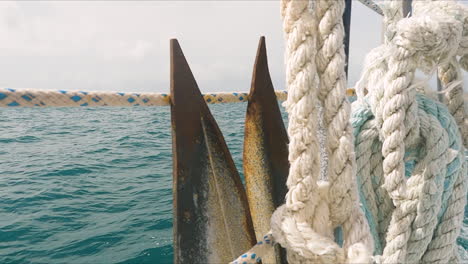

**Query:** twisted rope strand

left=273, top=1, right=344, bottom=263
left=438, top=59, right=468, bottom=146
left=314, top=0, right=374, bottom=255
left=232, top=1, right=467, bottom=263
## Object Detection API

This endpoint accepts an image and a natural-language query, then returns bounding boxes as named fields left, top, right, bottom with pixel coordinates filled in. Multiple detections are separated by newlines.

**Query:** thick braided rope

left=351, top=104, right=387, bottom=253
left=418, top=96, right=467, bottom=263
left=379, top=1, right=460, bottom=203
left=280, top=0, right=320, bottom=219
left=381, top=0, right=404, bottom=44
left=438, top=59, right=468, bottom=146
left=314, top=0, right=374, bottom=256
left=234, top=99, right=466, bottom=264
left=272, top=1, right=345, bottom=263
left=352, top=94, right=467, bottom=263
left=354, top=117, right=380, bottom=244
left=378, top=34, right=417, bottom=200
left=352, top=2, right=466, bottom=262
left=401, top=108, right=449, bottom=263
left=365, top=2, right=421, bottom=153
left=353, top=2, right=463, bottom=252
left=430, top=1, right=468, bottom=104
left=232, top=1, right=467, bottom=263
left=426, top=164, right=467, bottom=263
left=354, top=51, right=396, bottom=251
left=374, top=0, right=462, bottom=201
left=369, top=137, right=392, bottom=249
left=416, top=0, right=468, bottom=147
left=264, top=1, right=373, bottom=263
left=361, top=11, right=440, bottom=209
left=0, top=88, right=289, bottom=107
left=379, top=7, right=463, bottom=262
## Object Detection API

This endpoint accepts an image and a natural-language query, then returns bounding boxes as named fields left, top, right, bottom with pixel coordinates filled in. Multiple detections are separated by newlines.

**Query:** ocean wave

left=0, top=104, right=285, bottom=263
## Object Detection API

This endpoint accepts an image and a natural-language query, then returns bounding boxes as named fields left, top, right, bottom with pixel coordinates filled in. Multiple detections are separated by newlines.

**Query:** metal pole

left=343, top=0, right=352, bottom=78
left=402, top=0, right=412, bottom=17
left=437, top=77, right=443, bottom=101
left=333, top=0, right=353, bottom=247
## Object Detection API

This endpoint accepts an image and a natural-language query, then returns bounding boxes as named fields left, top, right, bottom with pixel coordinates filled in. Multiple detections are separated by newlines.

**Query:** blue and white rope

left=0, top=88, right=289, bottom=107
left=0, top=88, right=364, bottom=108
left=230, top=233, right=274, bottom=264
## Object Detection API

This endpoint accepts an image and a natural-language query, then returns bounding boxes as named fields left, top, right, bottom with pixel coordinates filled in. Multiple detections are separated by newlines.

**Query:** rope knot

left=393, top=7, right=463, bottom=73
left=414, top=0, right=468, bottom=57
left=270, top=204, right=347, bottom=263
left=271, top=182, right=373, bottom=264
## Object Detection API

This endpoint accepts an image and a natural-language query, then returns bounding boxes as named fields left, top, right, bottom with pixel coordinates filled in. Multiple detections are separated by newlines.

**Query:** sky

left=0, top=1, right=462, bottom=93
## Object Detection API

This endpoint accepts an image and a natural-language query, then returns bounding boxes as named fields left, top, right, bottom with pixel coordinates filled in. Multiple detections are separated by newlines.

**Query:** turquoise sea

left=0, top=103, right=288, bottom=264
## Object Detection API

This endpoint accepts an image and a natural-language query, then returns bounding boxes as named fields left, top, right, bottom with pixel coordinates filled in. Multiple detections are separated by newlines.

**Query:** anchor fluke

left=244, top=36, right=289, bottom=263
left=170, top=39, right=256, bottom=264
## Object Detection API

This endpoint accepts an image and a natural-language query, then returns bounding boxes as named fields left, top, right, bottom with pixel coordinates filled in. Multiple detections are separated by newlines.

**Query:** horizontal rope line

left=0, top=88, right=356, bottom=107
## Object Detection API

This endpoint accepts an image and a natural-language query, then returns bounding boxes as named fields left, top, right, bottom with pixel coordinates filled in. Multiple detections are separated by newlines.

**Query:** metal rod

left=403, top=0, right=413, bottom=17
left=437, top=76, right=443, bottom=102
left=170, top=39, right=256, bottom=263
left=343, top=0, right=352, bottom=77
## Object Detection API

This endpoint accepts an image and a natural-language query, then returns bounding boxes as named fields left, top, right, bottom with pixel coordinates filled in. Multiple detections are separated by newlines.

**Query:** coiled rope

left=232, top=1, right=467, bottom=263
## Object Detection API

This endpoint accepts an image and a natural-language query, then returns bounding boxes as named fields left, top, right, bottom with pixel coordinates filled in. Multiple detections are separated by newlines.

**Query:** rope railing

left=0, top=0, right=377, bottom=109
left=0, top=88, right=357, bottom=107
left=0, top=88, right=282, bottom=107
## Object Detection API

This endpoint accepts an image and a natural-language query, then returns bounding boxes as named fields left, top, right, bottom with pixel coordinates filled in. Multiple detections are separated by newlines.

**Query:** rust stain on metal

left=170, top=39, right=256, bottom=264
left=244, top=36, right=289, bottom=264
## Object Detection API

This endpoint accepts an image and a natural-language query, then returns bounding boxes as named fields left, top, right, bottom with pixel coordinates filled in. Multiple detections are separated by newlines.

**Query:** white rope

left=231, top=1, right=467, bottom=263
left=388, top=109, right=449, bottom=263
left=274, top=0, right=342, bottom=263
left=415, top=0, right=468, bottom=147
left=268, top=0, right=373, bottom=263
left=438, top=59, right=468, bottom=147
left=353, top=116, right=387, bottom=247
left=381, top=0, right=404, bottom=44
left=355, top=1, right=467, bottom=263
left=423, top=160, right=467, bottom=263
left=314, top=0, right=374, bottom=257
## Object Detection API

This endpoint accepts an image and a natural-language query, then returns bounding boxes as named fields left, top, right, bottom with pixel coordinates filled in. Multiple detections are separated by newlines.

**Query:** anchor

left=170, top=37, right=289, bottom=263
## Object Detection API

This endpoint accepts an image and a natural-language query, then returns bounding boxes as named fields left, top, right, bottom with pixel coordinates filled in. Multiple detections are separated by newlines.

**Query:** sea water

left=0, top=103, right=288, bottom=264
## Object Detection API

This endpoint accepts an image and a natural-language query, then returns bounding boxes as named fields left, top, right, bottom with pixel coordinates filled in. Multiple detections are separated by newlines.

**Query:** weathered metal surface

left=243, top=37, right=289, bottom=264
left=343, top=0, right=352, bottom=77
left=403, top=0, right=413, bottom=17
left=170, top=39, right=256, bottom=264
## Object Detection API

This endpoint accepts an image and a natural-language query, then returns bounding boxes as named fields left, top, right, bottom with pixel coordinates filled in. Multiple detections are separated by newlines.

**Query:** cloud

left=129, top=40, right=154, bottom=59
left=0, top=1, right=464, bottom=93
left=101, top=40, right=155, bottom=60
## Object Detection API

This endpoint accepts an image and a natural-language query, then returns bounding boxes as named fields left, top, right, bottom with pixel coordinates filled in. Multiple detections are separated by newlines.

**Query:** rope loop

left=232, top=1, right=467, bottom=263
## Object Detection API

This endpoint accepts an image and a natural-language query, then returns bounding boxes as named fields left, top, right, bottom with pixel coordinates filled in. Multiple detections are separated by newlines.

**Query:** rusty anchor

left=170, top=39, right=256, bottom=263
left=243, top=36, right=289, bottom=264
